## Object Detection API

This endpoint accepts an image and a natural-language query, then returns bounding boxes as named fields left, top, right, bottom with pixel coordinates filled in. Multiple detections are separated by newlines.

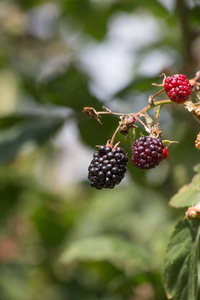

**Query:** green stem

left=97, top=99, right=173, bottom=119
left=136, top=99, right=173, bottom=116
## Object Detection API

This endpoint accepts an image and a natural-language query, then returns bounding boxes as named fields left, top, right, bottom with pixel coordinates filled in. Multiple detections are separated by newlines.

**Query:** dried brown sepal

left=118, top=116, right=137, bottom=139
left=162, top=139, right=178, bottom=147
left=191, top=106, right=200, bottom=124
left=83, top=107, right=102, bottom=124
left=154, top=105, right=162, bottom=124
left=148, top=95, right=155, bottom=105
left=183, top=100, right=195, bottom=112
left=96, top=140, right=121, bottom=149
left=189, top=70, right=200, bottom=89
left=150, top=124, right=162, bottom=139
left=189, top=71, right=200, bottom=103
left=151, top=72, right=166, bottom=86
left=183, top=101, right=200, bottom=123
left=189, top=78, right=197, bottom=89
left=144, top=113, right=153, bottom=128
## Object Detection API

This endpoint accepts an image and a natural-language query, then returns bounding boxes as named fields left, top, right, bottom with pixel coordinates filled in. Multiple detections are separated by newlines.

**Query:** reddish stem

left=110, top=125, right=120, bottom=147
left=152, top=88, right=165, bottom=98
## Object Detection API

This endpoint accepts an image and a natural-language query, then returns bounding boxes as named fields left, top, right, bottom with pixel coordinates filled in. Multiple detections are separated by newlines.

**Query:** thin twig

left=110, top=125, right=120, bottom=147
left=151, top=88, right=165, bottom=98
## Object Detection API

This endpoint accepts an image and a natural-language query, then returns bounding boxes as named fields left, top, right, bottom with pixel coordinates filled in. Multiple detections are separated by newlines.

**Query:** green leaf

left=162, top=219, right=200, bottom=300
left=0, top=119, right=62, bottom=164
left=59, top=235, right=151, bottom=272
left=63, top=0, right=109, bottom=40
left=39, top=65, right=102, bottom=112
left=0, top=115, right=29, bottom=130
left=162, top=140, right=179, bottom=148
left=169, top=174, right=200, bottom=208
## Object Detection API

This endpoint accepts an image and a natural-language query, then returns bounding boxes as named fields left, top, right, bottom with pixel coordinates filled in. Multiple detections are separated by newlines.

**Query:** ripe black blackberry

left=88, top=145, right=128, bottom=189
left=131, top=136, right=167, bottom=170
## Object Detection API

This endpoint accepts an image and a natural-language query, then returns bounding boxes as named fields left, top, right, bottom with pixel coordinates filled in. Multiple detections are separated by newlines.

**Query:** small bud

left=185, top=202, right=200, bottom=219
left=186, top=209, right=198, bottom=219
left=148, top=95, right=155, bottom=105
left=191, top=106, right=200, bottom=124
left=118, top=116, right=137, bottom=139
left=128, top=116, right=136, bottom=124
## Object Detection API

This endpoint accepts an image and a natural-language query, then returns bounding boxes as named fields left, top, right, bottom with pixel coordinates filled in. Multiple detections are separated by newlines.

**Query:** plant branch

left=136, top=99, right=173, bottom=115
left=110, top=125, right=120, bottom=147
left=176, top=0, right=193, bottom=64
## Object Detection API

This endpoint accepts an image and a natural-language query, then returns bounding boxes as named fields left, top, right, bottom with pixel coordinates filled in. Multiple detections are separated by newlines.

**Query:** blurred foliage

left=163, top=219, right=199, bottom=300
left=0, top=0, right=200, bottom=299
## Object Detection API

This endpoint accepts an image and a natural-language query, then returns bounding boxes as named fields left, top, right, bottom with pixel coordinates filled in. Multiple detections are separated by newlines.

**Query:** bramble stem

left=135, top=116, right=149, bottom=132
left=152, top=88, right=165, bottom=98
left=137, top=99, right=173, bottom=115
left=97, top=111, right=123, bottom=116
left=110, top=125, right=120, bottom=147
left=96, top=99, right=172, bottom=119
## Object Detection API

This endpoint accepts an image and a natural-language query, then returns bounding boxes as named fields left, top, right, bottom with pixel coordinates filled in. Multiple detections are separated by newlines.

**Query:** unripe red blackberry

left=164, top=74, right=191, bottom=103
left=195, top=132, right=200, bottom=150
left=131, top=136, right=167, bottom=170
left=88, top=145, right=128, bottom=189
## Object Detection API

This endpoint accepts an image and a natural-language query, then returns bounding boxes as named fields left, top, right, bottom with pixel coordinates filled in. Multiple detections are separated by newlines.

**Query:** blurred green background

left=0, top=0, right=199, bottom=299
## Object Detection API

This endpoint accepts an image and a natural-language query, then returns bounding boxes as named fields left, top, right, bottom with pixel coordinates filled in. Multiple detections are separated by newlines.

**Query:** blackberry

left=164, top=74, right=191, bottom=104
left=88, top=145, right=128, bottom=189
left=131, top=136, right=167, bottom=170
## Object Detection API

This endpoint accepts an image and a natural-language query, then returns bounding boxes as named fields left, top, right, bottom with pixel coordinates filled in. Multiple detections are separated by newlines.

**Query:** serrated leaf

left=59, top=235, right=151, bottom=272
left=163, top=219, right=199, bottom=300
left=169, top=174, right=200, bottom=208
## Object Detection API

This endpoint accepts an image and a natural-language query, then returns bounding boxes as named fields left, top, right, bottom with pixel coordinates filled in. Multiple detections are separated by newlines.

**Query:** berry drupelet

left=131, top=136, right=168, bottom=170
left=195, top=132, right=200, bottom=150
left=88, top=145, right=128, bottom=189
left=164, top=74, right=192, bottom=104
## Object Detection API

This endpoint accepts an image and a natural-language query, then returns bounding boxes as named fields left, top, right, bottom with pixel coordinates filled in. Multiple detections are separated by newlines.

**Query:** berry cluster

left=84, top=72, right=200, bottom=189
left=88, top=145, right=128, bottom=189
left=164, top=74, right=192, bottom=104
left=195, top=132, right=200, bottom=150
left=131, top=136, right=167, bottom=169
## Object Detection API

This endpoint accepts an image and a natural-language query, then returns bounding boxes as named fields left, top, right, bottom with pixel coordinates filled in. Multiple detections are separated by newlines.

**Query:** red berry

left=162, top=147, right=168, bottom=160
left=131, top=136, right=166, bottom=170
left=164, top=74, right=191, bottom=103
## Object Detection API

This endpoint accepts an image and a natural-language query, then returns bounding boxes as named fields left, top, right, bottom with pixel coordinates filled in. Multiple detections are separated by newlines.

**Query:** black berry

left=88, top=145, right=128, bottom=189
left=131, top=136, right=167, bottom=169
